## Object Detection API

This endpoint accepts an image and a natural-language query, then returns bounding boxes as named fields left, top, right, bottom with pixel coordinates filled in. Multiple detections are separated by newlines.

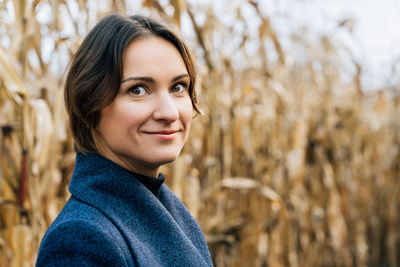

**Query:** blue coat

left=36, top=153, right=213, bottom=266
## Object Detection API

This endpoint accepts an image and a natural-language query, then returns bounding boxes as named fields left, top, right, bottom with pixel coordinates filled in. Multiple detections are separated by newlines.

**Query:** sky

left=258, top=0, right=400, bottom=90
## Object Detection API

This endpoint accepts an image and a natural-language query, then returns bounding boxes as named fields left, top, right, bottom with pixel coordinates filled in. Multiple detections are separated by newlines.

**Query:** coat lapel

left=69, top=153, right=211, bottom=266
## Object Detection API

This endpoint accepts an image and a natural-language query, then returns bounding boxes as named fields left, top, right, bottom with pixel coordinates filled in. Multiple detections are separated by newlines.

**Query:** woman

left=36, top=13, right=213, bottom=267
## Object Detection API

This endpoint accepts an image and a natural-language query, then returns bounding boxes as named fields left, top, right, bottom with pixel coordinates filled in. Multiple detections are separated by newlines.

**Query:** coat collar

left=68, top=153, right=212, bottom=266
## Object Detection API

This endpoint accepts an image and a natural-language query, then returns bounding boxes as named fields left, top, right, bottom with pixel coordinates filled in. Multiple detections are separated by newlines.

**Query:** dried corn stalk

left=0, top=1, right=399, bottom=266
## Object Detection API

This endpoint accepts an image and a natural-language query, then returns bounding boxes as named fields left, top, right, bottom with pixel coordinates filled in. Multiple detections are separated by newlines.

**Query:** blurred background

left=0, top=0, right=399, bottom=266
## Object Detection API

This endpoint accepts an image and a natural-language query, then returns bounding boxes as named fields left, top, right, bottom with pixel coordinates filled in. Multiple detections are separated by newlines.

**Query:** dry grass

left=0, top=0, right=399, bottom=266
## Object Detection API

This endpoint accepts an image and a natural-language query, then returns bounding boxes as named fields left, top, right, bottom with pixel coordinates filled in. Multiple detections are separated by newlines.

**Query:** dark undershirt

left=131, top=172, right=165, bottom=198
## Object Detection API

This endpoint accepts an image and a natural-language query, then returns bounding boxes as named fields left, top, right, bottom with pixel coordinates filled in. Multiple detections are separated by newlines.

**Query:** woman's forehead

left=122, top=37, right=188, bottom=78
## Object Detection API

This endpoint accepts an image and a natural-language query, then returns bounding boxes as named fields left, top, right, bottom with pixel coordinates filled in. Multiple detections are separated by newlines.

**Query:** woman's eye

left=171, top=83, right=187, bottom=93
left=128, top=86, right=146, bottom=96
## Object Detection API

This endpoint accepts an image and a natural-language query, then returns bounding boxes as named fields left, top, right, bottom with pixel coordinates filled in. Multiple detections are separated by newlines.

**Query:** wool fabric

left=36, top=153, right=213, bottom=266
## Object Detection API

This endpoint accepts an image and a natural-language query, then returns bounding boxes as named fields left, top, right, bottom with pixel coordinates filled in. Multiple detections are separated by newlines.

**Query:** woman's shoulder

left=36, top=197, right=133, bottom=266
left=51, top=196, right=112, bottom=224
left=45, top=196, right=118, bottom=235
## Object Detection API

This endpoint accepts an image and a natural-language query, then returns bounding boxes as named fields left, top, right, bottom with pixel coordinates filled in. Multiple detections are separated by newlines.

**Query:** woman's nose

left=152, top=92, right=179, bottom=122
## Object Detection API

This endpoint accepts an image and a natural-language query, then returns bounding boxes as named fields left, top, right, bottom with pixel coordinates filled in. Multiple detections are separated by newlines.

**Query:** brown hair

left=64, top=13, right=198, bottom=153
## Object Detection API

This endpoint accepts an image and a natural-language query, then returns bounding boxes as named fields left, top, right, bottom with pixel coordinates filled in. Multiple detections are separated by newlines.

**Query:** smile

left=147, top=130, right=179, bottom=134
left=143, top=130, right=181, bottom=140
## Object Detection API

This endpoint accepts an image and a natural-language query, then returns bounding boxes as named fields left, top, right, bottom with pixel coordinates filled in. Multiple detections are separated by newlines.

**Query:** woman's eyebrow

left=171, top=74, right=189, bottom=82
left=121, top=74, right=189, bottom=84
left=121, top=76, right=155, bottom=83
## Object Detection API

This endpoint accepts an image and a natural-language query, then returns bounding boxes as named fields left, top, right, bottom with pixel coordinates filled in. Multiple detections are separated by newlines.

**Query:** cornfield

left=0, top=0, right=399, bottom=266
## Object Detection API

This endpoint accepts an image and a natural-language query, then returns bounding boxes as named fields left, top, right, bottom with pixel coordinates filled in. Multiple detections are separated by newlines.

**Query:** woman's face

left=93, top=37, right=193, bottom=177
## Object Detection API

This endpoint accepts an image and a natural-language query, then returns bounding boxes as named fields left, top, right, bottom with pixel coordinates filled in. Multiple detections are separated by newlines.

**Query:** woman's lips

left=143, top=130, right=180, bottom=140
left=150, top=130, right=179, bottom=134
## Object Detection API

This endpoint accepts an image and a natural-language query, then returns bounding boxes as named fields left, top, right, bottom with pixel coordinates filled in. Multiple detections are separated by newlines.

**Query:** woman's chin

left=151, top=154, right=180, bottom=166
left=145, top=147, right=184, bottom=165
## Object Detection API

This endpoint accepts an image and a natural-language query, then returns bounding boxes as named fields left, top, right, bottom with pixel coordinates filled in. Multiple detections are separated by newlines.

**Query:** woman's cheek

left=183, top=100, right=194, bottom=126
